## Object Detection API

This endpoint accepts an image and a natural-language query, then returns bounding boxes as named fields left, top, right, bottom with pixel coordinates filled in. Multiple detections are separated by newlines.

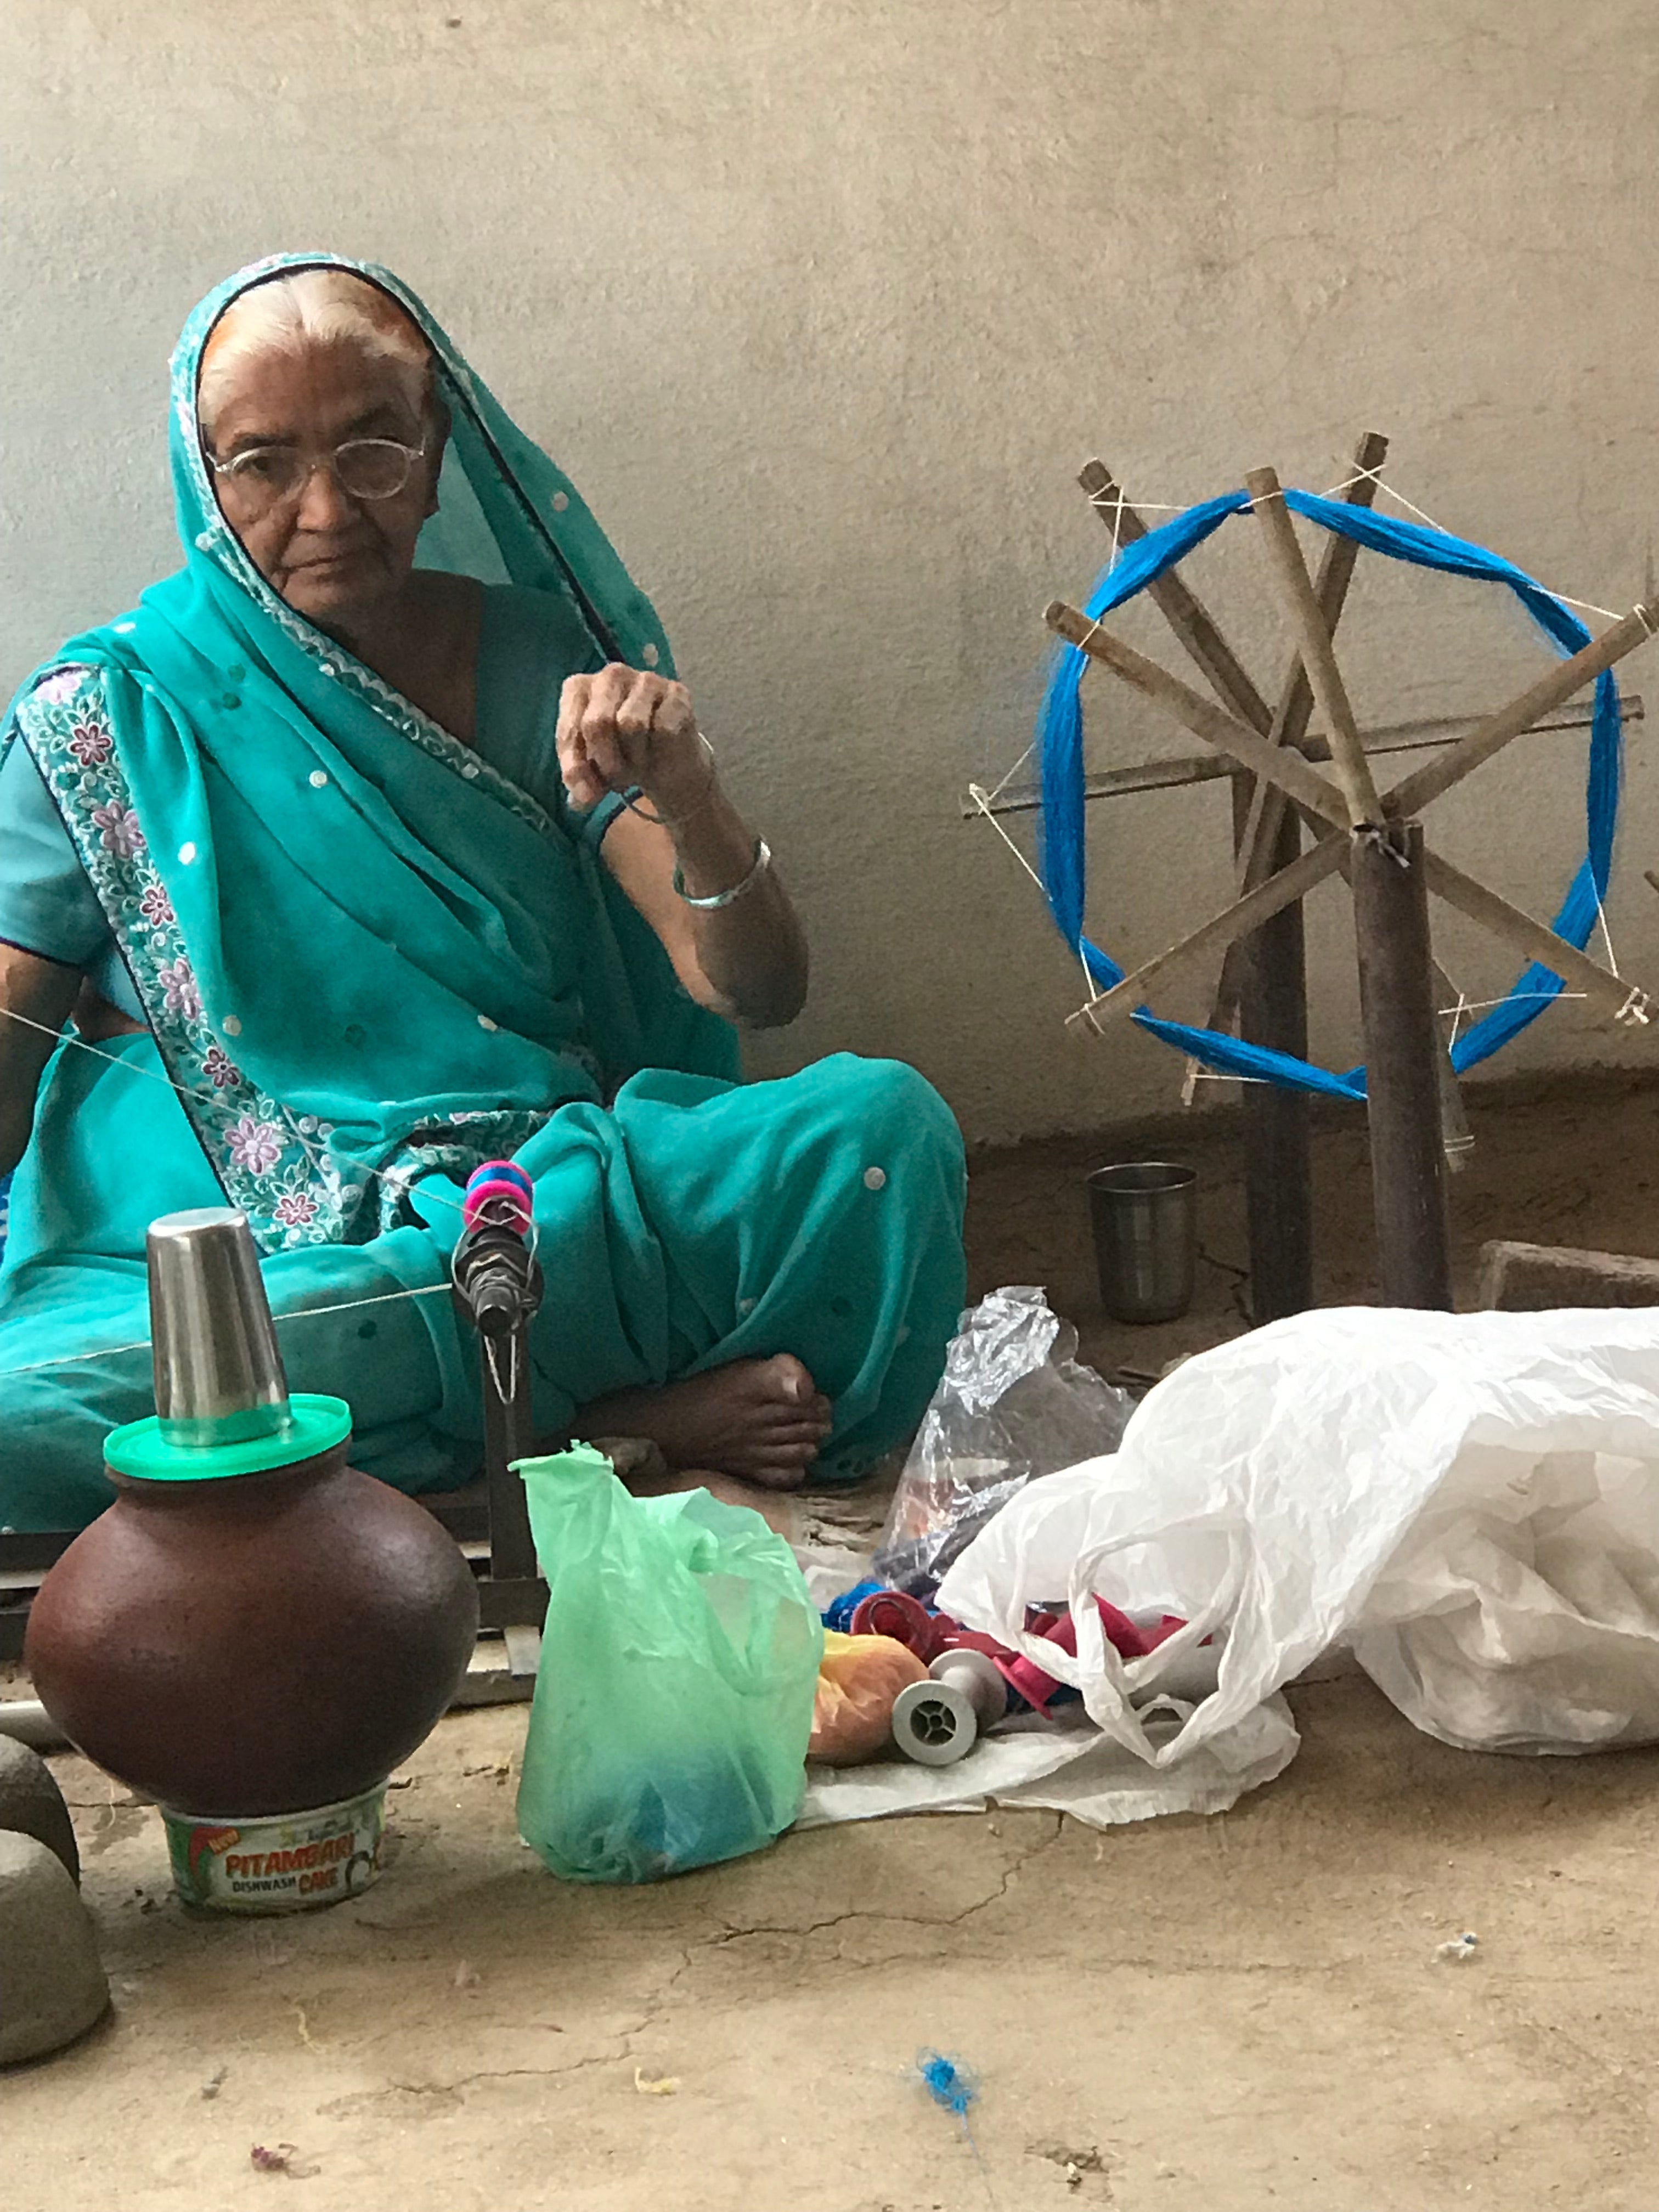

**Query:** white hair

left=198, top=268, right=434, bottom=434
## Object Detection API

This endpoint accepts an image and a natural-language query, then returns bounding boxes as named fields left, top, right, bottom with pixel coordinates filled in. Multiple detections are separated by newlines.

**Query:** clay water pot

left=25, top=1440, right=479, bottom=1816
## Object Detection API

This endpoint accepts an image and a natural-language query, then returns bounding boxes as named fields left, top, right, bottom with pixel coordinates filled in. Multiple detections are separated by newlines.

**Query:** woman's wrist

left=626, top=731, right=718, bottom=829
left=668, top=786, right=770, bottom=901
left=673, top=837, right=771, bottom=909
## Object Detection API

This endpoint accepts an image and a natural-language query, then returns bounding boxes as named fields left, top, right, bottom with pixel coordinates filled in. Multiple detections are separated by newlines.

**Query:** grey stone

left=1476, top=1238, right=1659, bottom=1313
left=0, top=1833, right=108, bottom=2066
left=0, top=1735, right=79, bottom=1883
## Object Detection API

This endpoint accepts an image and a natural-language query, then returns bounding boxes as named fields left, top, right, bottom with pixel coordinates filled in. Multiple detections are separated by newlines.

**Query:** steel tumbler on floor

left=1088, top=1163, right=1198, bottom=1324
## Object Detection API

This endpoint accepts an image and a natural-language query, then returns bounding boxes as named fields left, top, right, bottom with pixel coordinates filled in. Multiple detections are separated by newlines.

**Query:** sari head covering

left=7, top=252, right=736, bottom=1252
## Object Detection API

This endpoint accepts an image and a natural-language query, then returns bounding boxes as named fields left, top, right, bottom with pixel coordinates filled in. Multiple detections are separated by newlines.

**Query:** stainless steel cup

left=146, top=1208, right=293, bottom=1448
left=1088, top=1163, right=1198, bottom=1325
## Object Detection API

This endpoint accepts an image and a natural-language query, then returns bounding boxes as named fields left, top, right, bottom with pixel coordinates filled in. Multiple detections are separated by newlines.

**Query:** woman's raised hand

left=556, top=664, right=710, bottom=820
left=559, top=661, right=810, bottom=1029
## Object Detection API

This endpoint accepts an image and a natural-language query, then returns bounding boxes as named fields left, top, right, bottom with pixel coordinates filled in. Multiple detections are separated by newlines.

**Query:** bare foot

left=579, top=1354, right=832, bottom=1490
left=622, top=1465, right=802, bottom=1539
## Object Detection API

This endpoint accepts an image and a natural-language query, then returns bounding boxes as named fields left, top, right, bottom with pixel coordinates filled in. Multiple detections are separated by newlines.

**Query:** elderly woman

left=0, top=253, right=965, bottom=1530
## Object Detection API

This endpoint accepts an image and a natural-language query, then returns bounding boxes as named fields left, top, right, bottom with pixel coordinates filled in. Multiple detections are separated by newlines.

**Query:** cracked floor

left=16, top=1676, right=1659, bottom=2210
left=13, top=1072, right=1659, bottom=2208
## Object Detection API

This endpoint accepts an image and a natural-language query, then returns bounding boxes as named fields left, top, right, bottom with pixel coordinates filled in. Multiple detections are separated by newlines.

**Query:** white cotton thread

left=0, top=1282, right=455, bottom=1381
left=0, top=1002, right=467, bottom=1224
left=982, top=741, right=1035, bottom=808
left=1437, top=990, right=1587, bottom=1018
left=1084, top=462, right=1628, bottom=622
left=1324, top=460, right=1627, bottom=623
left=964, top=785, right=1046, bottom=893
left=483, top=1331, right=519, bottom=1408
left=1085, top=486, right=1187, bottom=514
left=1594, top=886, right=1620, bottom=979
left=1444, top=978, right=1471, bottom=1054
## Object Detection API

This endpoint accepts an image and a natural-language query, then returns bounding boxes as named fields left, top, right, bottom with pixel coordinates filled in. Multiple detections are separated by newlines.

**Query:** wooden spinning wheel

left=1026, top=435, right=1659, bottom=1311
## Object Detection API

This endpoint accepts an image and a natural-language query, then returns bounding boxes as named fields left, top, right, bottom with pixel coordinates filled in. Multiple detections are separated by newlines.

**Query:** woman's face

left=201, top=338, right=442, bottom=639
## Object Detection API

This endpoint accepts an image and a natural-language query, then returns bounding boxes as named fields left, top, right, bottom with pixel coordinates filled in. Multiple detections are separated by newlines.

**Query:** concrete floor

left=11, top=1071, right=1659, bottom=2209
left=971, top=1067, right=1659, bottom=1379
left=16, top=1678, right=1659, bottom=2211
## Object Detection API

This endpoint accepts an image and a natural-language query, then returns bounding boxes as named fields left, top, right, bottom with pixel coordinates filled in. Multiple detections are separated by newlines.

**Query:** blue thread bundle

left=1035, top=488, right=1625, bottom=1096
left=916, top=2050, right=997, bottom=2205
left=917, top=2049, right=979, bottom=2117
left=822, top=1579, right=885, bottom=1633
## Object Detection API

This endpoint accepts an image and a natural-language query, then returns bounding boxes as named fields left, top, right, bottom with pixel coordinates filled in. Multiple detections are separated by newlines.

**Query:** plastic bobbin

left=890, top=1649, right=1008, bottom=1767
left=464, top=1158, right=533, bottom=1194
left=849, top=1588, right=943, bottom=1661
left=462, top=1164, right=534, bottom=1237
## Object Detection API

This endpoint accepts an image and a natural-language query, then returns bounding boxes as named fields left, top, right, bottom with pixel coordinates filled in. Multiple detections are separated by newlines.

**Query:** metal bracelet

left=673, top=837, right=771, bottom=910
left=621, top=731, right=719, bottom=830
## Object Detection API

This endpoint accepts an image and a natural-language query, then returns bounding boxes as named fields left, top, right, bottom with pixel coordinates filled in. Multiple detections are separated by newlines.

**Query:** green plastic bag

left=515, top=1446, right=825, bottom=1883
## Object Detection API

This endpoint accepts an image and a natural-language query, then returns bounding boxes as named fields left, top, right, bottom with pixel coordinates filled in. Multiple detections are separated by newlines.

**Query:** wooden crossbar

left=962, top=697, right=1636, bottom=816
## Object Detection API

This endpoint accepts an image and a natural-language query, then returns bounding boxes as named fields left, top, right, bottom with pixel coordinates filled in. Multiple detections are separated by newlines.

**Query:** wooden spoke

left=1384, top=602, right=1659, bottom=818
left=1217, top=427, right=1389, bottom=1039
left=1068, top=817, right=1647, bottom=1037
left=1079, top=461, right=1273, bottom=731
left=1066, top=837, right=1347, bottom=1034
left=1416, top=849, right=1647, bottom=1023
left=1044, top=602, right=1347, bottom=825
left=1245, top=466, right=1384, bottom=826
left=1235, top=433, right=1389, bottom=883
left=963, top=697, right=1637, bottom=815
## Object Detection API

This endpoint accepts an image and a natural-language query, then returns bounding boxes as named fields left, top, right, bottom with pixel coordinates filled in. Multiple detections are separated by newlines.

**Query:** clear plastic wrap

left=873, top=1286, right=1135, bottom=1595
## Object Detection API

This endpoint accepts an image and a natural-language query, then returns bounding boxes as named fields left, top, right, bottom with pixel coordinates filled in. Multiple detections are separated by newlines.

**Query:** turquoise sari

left=0, top=254, right=966, bottom=1529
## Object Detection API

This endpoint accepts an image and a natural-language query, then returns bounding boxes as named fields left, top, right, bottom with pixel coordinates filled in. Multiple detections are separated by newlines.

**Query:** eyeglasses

left=206, top=436, right=428, bottom=514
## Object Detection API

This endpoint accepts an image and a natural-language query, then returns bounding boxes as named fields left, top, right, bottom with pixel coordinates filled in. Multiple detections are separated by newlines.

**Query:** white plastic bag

left=798, top=1694, right=1299, bottom=1830
left=939, top=1304, right=1659, bottom=1765
left=873, top=1286, right=1133, bottom=1593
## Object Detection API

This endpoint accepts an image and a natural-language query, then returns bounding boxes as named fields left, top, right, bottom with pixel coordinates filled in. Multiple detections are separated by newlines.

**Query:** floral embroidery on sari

left=13, top=664, right=558, bottom=1255
left=10, top=666, right=358, bottom=1252
left=0, top=253, right=706, bottom=1262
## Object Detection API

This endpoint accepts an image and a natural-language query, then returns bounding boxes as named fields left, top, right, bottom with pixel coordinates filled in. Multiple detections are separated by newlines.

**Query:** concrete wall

left=4, top=1, right=1657, bottom=1143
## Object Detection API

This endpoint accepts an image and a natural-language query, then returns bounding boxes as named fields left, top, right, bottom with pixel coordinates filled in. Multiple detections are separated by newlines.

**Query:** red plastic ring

left=849, top=1589, right=941, bottom=1661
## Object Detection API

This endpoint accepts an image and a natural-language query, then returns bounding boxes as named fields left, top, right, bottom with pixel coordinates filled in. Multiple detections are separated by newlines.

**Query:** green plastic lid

left=104, top=1393, right=353, bottom=1481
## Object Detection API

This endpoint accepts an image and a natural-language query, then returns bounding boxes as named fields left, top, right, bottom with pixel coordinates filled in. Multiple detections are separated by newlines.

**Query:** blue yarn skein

left=1035, top=488, right=1624, bottom=1098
